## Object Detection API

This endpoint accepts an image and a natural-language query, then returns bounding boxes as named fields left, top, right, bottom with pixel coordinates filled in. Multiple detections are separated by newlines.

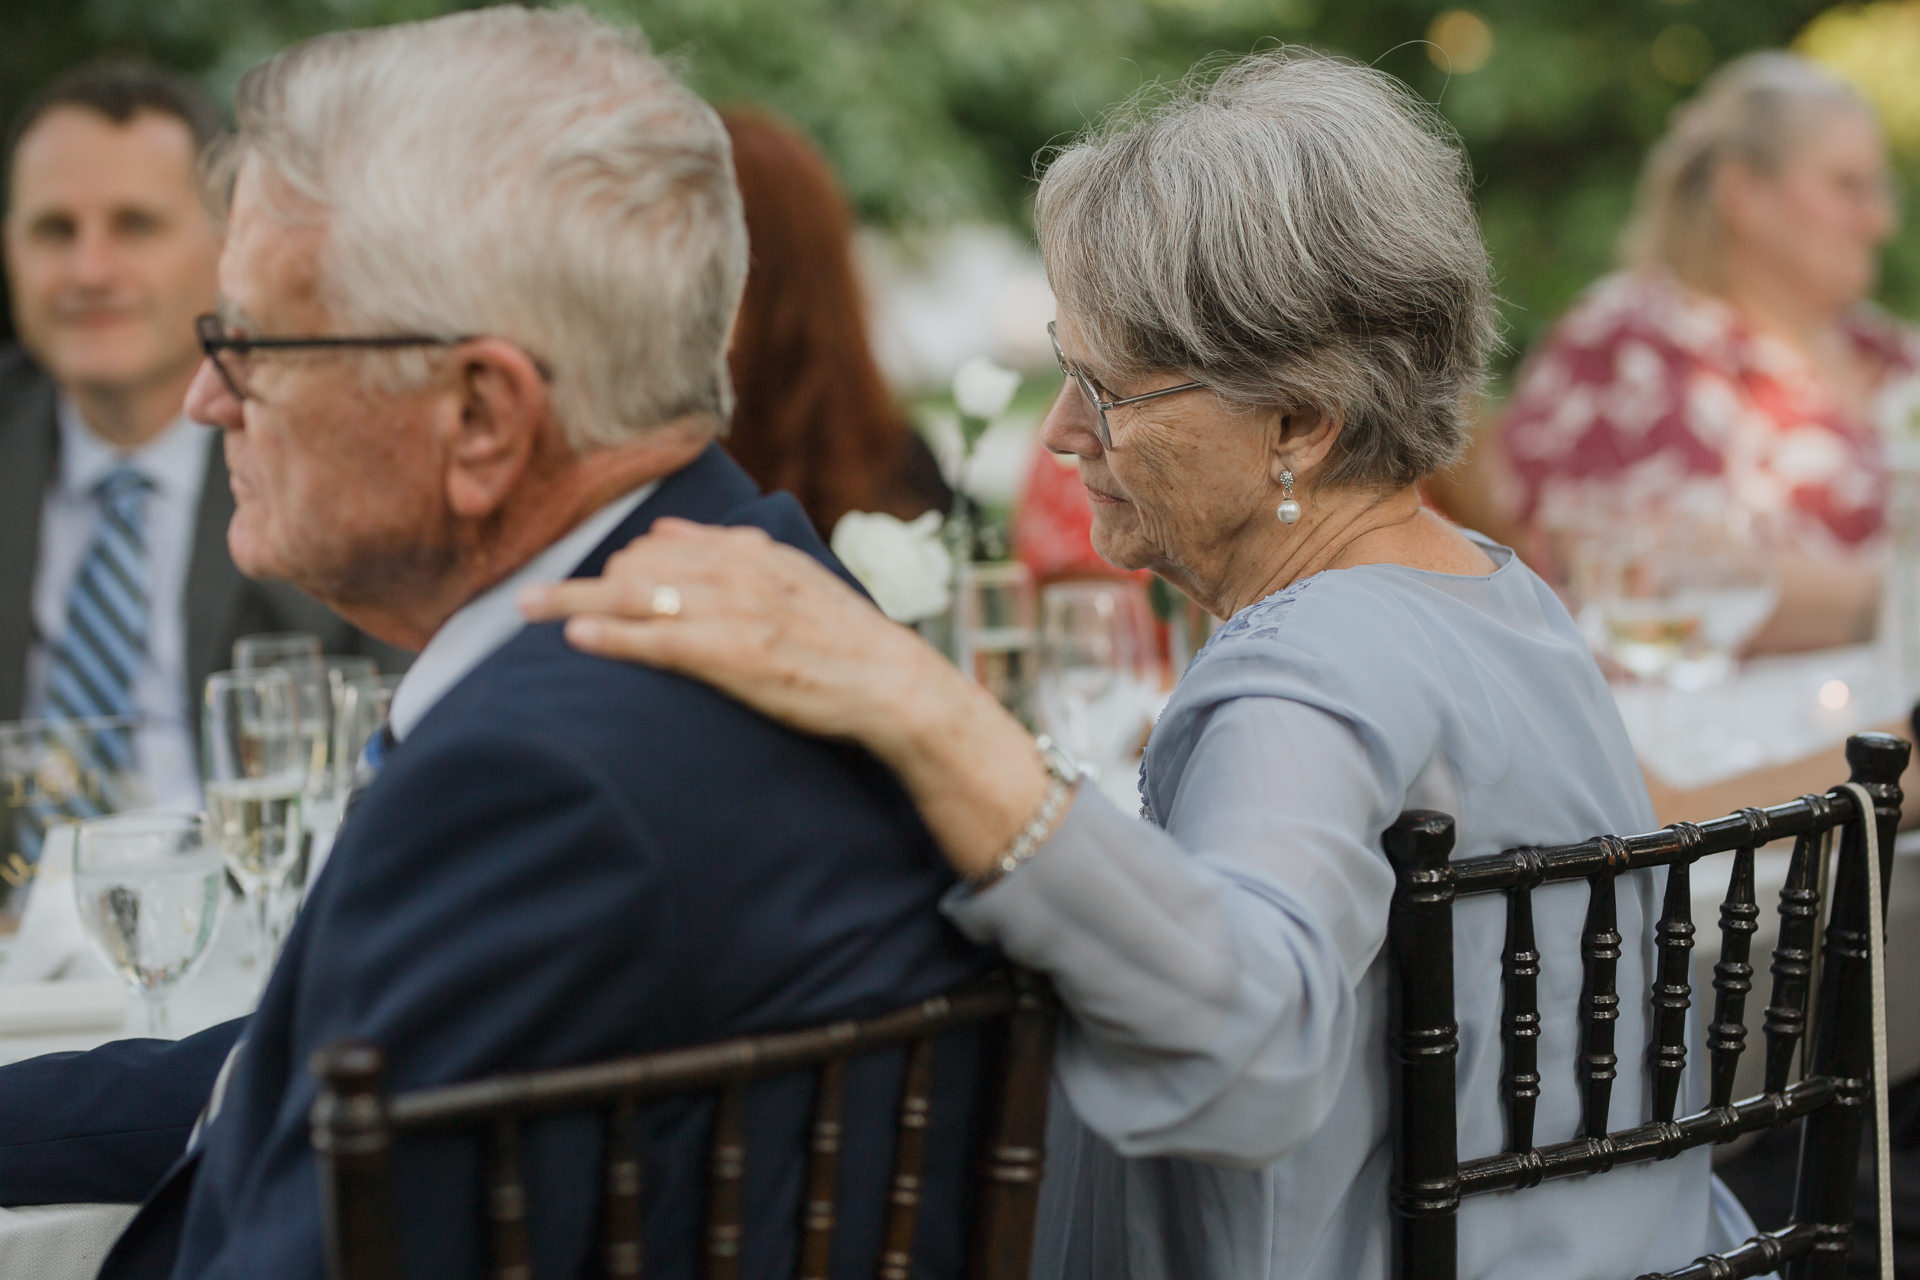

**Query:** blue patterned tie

left=17, top=466, right=155, bottom=862
left=339, top=725, right=396, bottom=823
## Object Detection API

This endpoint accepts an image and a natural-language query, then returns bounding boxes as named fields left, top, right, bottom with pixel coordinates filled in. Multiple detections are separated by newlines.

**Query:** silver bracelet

left=967, top=735, right=1081, bottom=890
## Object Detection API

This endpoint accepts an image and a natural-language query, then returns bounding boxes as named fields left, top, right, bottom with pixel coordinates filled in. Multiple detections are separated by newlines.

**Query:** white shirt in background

left=24, top=403, right=211, bottom=811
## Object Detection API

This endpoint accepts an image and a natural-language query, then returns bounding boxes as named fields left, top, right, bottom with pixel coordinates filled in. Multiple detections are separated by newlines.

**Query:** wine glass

left=72, top=810, right=225, bottom=1037
left=202, top=669, right=307, bottom=979
left=1569, top=514, right=1779, bottom=688
left=1034, top=581, right=1159, bottom=781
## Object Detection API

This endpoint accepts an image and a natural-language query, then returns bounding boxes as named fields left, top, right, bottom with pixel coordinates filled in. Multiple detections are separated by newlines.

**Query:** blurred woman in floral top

left=1500, top=52, right=1920, bottom=651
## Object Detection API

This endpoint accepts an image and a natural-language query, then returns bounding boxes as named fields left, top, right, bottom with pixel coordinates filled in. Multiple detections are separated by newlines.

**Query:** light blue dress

left=945, top=537, right=1757, bottom=1280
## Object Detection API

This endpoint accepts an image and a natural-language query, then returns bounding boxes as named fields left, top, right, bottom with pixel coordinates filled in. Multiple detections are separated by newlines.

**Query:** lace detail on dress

left=1137, top=575, right=1320, bottom=826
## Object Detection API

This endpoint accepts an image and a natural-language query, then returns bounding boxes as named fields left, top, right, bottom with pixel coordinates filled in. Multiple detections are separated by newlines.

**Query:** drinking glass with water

left=73, top=810, right=225, bottom=1037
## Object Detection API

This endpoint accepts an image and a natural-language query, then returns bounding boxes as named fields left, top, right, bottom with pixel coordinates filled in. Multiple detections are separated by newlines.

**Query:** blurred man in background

left=0, top=63, right=401, bottom=817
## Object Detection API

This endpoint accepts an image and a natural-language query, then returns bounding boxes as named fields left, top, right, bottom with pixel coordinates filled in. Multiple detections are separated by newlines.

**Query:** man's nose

left=184, top=357, right=241, bottom=430
left=65, top=224, right=123, bottom=290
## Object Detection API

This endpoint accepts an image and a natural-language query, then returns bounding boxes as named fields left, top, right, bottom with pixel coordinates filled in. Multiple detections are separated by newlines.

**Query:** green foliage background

left=3, top=0, right=1911, bottom=380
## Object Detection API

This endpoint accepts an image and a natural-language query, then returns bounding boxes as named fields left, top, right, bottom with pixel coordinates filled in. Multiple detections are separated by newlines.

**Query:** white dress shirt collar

left=387, top=482, right=658, bottom=742
left=55, top=398, right=208, bottom=502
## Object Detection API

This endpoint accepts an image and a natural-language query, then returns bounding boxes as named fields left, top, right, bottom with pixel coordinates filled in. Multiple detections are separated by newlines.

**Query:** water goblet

left=1035, top=581, right=1159, bottom=780
left=72, top=810, right=225, bottom=1037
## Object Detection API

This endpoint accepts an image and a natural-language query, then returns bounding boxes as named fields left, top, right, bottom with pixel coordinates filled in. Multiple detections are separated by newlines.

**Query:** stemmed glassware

left=1034, top=581, right=1160, bottom=782
left=201, top=669, right=307, bottom=979
left=1563, top=510, right=1779, bottom=689
left=72, top=810, right=225, bottom=1037
left=234, top=633, right=333, bottom=813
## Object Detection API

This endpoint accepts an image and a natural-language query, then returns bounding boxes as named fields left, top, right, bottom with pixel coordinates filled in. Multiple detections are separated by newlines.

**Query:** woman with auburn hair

left=720, top=109, right=950, bottom=537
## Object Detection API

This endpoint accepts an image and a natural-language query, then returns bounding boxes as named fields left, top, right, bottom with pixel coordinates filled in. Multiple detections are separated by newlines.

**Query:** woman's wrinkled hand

left=518, top=517, right=951, bottom=752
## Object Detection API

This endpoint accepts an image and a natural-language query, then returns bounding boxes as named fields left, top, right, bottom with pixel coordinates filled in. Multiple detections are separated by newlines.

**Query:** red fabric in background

left=1500, top=270, right=1920, bottom=551
left=1012, top=444, right=1152, bottom=584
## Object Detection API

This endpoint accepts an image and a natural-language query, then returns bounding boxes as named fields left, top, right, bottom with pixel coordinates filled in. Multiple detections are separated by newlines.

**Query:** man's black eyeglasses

left=195, top=313, right=478, bottom=402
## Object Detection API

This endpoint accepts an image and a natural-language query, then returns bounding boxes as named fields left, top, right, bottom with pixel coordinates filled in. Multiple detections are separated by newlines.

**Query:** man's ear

left=1269, top=406, right=1343, bottom=489
left=443, top=340, right=550, bottom=519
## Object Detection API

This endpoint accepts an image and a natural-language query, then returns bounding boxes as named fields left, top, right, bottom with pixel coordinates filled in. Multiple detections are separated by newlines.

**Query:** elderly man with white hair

left=0, top=10, right=986, bottom=1279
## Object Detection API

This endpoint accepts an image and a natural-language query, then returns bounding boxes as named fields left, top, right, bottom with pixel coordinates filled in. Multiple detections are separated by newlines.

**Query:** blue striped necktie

left=16, top=466, right=156, bottom=863
left=48, top=465, right=154, bottom=740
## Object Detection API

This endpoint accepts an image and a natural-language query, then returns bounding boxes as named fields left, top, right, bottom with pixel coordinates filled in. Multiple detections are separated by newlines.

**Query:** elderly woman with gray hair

left=525, top=50, right=1755, bottom=1280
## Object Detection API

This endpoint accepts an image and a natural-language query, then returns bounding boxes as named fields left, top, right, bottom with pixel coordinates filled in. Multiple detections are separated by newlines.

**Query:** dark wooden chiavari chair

left=309, top=968, right=1054, bottom=1280
left=1386, top=731, right=1908, bottom=1280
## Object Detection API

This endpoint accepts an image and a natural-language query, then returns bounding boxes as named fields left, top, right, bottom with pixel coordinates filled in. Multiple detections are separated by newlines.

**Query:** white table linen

left=0, top=1203, right=139, bottom=1279
left=1610, top=643, right=1920, bottom=1096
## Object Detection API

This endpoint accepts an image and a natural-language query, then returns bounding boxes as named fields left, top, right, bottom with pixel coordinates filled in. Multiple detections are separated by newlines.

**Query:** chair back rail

left=311, top=968, right=1055, bottom=1280
left=1386, top=731, right=1907, bottom=1280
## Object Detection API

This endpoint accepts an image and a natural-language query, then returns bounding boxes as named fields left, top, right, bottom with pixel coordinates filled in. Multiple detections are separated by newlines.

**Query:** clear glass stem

left=140, top=988, right=169, bottom=1039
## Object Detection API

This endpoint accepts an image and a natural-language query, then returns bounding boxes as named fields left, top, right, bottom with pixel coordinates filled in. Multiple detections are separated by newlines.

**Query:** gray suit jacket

left=0, top=345, right=410, bottom=726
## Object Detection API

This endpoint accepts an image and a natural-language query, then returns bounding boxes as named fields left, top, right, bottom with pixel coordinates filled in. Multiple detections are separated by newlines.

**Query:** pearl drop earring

left=1276, top=468, right=1302, bottom=525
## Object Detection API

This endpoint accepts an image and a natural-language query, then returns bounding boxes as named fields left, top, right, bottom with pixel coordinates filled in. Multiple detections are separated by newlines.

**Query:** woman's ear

left=1269, top=406, right=1343, bottom=488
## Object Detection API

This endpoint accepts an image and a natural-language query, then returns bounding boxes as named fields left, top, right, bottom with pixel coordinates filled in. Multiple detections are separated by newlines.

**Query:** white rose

left=951, top=355, right=1021, bottom=422
left=830, top=510, right=955, bottom=624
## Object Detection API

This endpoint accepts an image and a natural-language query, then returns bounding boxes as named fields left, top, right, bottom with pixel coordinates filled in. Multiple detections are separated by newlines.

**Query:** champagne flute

left=236, top=645, right=365, bottom=930
left=72, top=810, right=225, bottom=1037
left=202, top=669, right=306, bottom=979
left=1035, top=581, right=1159, bottom=780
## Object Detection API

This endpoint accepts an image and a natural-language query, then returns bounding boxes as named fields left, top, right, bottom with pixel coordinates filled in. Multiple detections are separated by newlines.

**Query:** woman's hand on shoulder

left=518, top=517, right=944, bottom=755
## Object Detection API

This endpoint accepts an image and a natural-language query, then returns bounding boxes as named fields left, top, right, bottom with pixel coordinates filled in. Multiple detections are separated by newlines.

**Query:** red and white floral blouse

left=1500, top=270, right=1920, bottom=553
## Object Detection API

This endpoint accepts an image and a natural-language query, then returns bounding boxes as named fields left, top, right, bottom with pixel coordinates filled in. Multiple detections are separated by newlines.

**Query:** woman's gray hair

left=1621, top=52, right=1874, bottom=292
left=217, top=5, right=746, bottom=452
left=1037, top=49, right=1496, bottom=490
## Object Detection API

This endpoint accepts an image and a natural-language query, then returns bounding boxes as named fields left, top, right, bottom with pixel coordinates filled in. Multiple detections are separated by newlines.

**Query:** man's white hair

left=222, top=5, right=746, bottom=451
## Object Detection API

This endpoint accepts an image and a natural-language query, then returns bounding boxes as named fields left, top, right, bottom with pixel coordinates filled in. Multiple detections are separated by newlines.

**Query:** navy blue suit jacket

left=0, top=445, right=988, bottom=1278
